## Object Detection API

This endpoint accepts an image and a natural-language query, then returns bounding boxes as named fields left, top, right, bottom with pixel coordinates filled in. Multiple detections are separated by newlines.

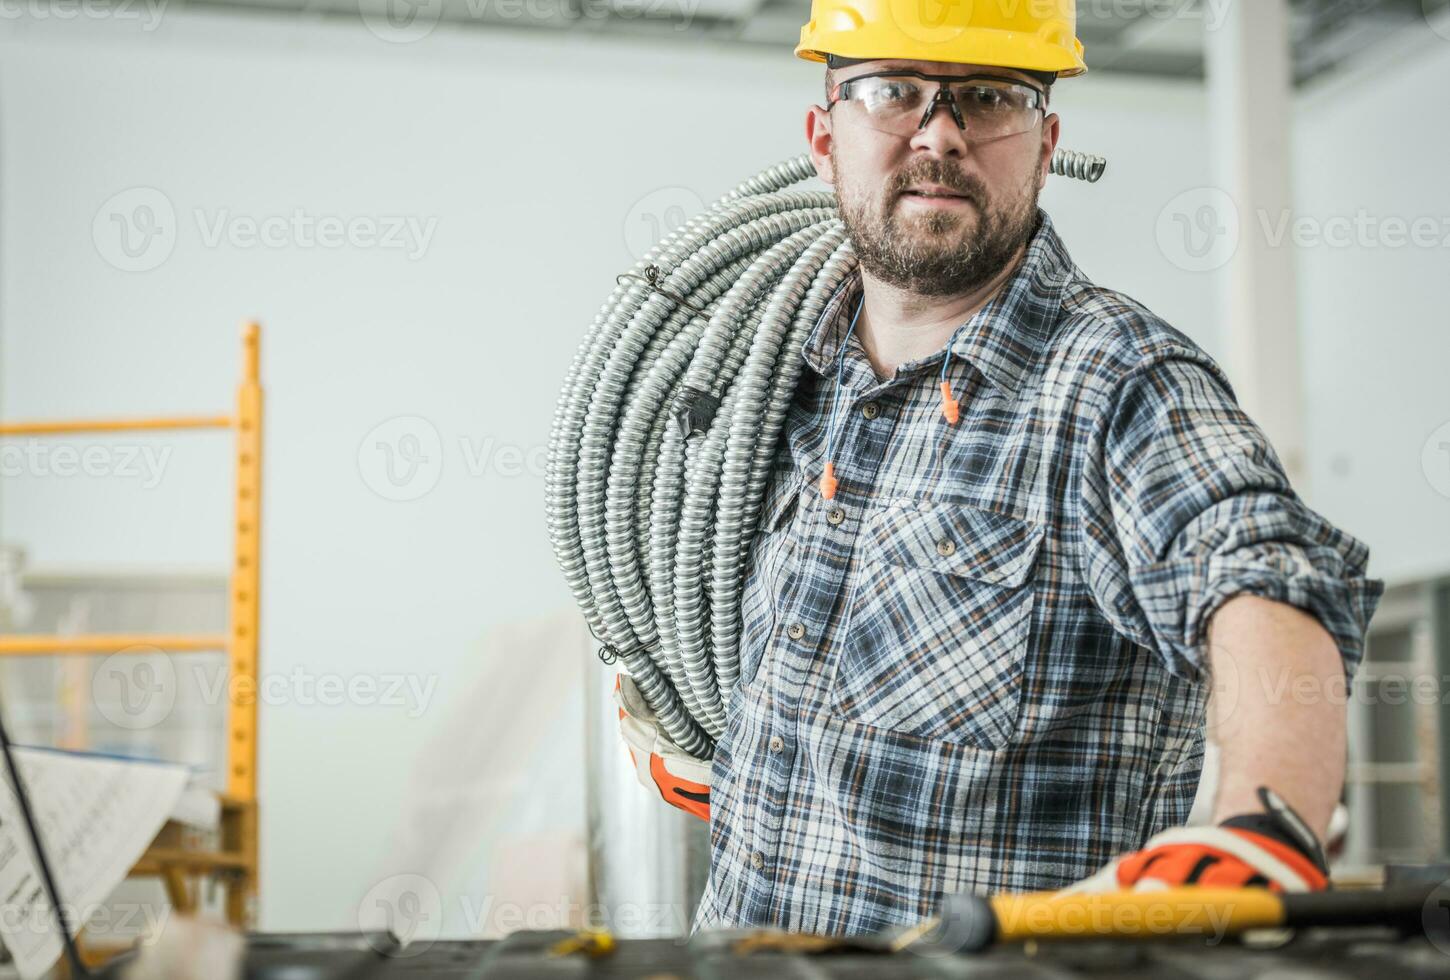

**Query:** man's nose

left=909, top=95, right=969, bottom=157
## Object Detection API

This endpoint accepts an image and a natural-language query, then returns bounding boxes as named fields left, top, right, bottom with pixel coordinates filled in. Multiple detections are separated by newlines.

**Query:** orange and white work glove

left=613, top=673, right=711, bottom=822
left=1063, top=787, right=1329, bottom=894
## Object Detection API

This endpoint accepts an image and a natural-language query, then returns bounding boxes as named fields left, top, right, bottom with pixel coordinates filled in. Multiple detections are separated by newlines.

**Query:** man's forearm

left=1205, top=593, right=1348, bottom=842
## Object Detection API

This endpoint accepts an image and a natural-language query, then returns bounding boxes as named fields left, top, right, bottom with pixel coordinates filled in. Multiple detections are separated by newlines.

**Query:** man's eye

left=962, top=86, right=1006, bottom=108
left=862, top=80, right=918, bottom=105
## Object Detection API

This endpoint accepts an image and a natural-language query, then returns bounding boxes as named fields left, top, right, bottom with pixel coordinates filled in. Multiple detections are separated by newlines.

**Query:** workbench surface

left=243, top=928, right=1448, bottom=979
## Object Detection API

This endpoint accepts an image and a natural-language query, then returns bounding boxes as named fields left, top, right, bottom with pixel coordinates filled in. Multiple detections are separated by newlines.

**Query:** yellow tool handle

left=918, top=885, right=1439, bottom=952
left=989, top=888, right=1284, bottom=942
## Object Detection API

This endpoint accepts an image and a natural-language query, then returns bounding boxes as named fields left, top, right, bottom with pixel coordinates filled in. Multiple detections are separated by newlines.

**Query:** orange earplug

left=939, top=380, right=960, bottom=425
left=819, top=461, right=839, bottom=501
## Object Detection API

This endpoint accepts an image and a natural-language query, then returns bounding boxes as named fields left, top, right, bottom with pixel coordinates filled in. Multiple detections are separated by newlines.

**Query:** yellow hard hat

left=796, top=0, right=1087, bottom=78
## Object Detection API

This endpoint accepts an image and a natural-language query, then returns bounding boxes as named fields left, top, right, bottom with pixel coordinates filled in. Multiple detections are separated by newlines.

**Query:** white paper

left=0, top=748, right=188, bottom=979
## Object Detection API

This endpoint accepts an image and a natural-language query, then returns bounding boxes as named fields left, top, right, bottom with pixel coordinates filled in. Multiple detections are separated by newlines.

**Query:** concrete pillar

left=1205, top=0, right=1307, bottom=488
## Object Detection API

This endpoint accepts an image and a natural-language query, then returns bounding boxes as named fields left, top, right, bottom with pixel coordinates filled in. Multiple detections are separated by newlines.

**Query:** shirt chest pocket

left=829, top=500, right=1044, bottom=749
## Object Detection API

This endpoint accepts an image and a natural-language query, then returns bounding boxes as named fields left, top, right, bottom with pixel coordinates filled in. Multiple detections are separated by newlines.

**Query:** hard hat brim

left=797, top=27, right=1087, bottom=78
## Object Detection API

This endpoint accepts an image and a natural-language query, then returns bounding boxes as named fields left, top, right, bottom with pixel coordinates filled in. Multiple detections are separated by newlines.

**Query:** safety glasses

left=827, top=70, right=1047, bottom=141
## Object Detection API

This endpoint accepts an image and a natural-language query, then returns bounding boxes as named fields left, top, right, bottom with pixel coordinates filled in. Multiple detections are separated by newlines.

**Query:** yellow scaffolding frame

left=0, top=322, right=262, bottom=927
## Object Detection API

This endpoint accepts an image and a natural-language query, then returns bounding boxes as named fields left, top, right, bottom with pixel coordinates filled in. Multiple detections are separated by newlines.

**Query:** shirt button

left=768, top=735, right=785, bottom=753
left=861, top=401, right=881, bottom=420
left=826, top=506, right=845, bottom=526
left=936, top=539, right=956, bottom=557
left=750, top=851, right=765, bottom=870
left=786, top=622, right=806, bottom=640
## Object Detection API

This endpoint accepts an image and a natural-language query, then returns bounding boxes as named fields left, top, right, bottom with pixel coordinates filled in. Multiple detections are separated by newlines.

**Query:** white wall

left=1294, top=20, right=1450, bottom=586
left=0, top=8, right=1236, bottom=934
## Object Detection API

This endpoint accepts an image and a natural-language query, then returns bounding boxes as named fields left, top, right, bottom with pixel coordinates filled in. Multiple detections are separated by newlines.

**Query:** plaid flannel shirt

left=692, top=208, right=1384, bottom=936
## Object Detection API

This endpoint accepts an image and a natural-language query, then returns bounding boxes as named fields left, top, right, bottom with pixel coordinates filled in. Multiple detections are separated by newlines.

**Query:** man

left=617, top=0, right=1383, bottom=935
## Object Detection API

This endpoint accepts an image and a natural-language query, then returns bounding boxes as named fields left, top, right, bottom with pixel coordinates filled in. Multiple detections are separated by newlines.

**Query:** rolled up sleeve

left=1078, top=350, right=1384, bottom=682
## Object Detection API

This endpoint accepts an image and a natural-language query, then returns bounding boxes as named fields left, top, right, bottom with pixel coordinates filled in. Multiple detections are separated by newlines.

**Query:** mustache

left=888, top=163, right=987, bottom=205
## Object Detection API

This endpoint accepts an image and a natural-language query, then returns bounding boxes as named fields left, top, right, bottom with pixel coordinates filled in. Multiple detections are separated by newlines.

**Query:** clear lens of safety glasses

left=830, top=73, right=1046, bottom=141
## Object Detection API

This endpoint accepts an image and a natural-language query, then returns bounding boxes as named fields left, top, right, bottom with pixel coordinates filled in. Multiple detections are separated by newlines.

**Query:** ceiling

left=175, top=0, right=1443, bottom=84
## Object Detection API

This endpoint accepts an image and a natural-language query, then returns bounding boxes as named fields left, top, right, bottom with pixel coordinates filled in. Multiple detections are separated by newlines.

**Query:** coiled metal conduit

left=546, top=150, right=1105, bottom=759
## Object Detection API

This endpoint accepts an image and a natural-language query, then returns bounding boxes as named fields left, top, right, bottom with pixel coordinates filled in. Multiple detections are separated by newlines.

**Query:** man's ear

left=806, top=104, right=836, bottom=186
left=1037, top=113, right=1062, bottom=191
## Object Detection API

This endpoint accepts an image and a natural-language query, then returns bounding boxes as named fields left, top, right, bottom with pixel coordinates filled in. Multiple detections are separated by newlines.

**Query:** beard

left=833, top=149, right=1042, bottom=297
